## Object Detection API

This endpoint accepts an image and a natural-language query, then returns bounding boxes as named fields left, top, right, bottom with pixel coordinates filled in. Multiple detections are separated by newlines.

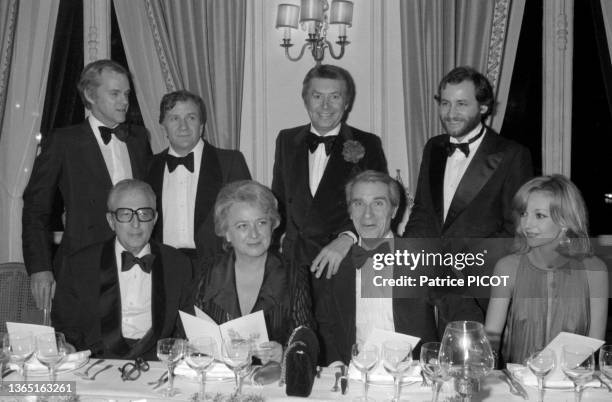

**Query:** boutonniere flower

left=342, top=140, right=365, bottom=163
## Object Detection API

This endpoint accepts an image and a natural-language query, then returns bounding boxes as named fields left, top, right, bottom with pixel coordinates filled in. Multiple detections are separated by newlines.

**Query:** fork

left=420, top=370, right=429, bottom=387
left=498, top=372, right=522, bottom=397
left=331, top=371, right=341, bottom=392
left=79, top=364, right=112, bottom=381
left=147, top=371, right=168, bottom=387
left=74, top=359, right=105, bottom=379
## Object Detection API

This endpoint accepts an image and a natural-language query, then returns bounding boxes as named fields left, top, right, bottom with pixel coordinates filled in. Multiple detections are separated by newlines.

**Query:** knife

left=502, top=368, right=529, bottom=399
left=340, top=365, right=348, bottom=395
left=2, top=369, right=15, bottom=379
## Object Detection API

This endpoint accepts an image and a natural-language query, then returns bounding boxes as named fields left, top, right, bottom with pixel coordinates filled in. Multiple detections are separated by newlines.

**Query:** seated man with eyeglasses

left=52, top=179, right=194, bottom=360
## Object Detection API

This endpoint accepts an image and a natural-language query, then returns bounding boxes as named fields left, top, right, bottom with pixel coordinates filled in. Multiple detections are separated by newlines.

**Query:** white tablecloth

left=3, top=359, right=612, bottom=401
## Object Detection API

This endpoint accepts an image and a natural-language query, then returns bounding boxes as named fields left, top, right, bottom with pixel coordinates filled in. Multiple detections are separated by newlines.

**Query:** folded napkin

left=9, top=350, right=90, bottom=376
left=507, top=363, right=601, bottom=389
left=174, top=360, right=234, bottom=380
left=348, top=362, right=421, bottom=384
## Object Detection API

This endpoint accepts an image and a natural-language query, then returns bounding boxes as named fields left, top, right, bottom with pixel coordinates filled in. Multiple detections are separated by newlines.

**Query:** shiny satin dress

left=503, top=254, right=590, bottom=363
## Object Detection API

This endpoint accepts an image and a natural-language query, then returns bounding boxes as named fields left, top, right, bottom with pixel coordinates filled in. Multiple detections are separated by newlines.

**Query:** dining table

left=2, top=359, right=612, bottom=401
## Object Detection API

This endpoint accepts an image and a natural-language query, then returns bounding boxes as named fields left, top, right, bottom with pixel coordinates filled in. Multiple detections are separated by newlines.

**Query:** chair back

left=0, top=262, right=42, bottom=332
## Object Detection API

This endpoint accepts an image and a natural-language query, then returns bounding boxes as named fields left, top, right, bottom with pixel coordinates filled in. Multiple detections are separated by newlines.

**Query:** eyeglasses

left=119, top=357, right=150, bottom=381
left=110, top=208, right=156, bottom=223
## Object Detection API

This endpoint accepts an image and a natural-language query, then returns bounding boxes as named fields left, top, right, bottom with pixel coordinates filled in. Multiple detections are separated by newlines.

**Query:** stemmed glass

left=381, top=340, right=413, bottom=402
left=5, top=332, right=35, bottom=382
left=0, top=333, right=9, bottom=390
left=420, top=342, right=449, bottom=402
left=525, top=349, right=556, bottom=402
left=600, top=345, right=612, bottom=386
left=438, top=321, right=494, bottom=402
left=185, top=337, right=217, bottom=402
left=156, top=338, right=185, bottom=397
left=561, top=345, right=595, bottom=402
left=351, top=343, right=379, bottom=401
left=222, top=338, right=252, bottom=396
left=35, top=332, right=68, bottom=382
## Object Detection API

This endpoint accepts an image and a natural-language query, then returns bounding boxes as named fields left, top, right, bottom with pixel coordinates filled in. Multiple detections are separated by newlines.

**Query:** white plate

left=23, top=357, right=89, bottom=377
left=175, top=362, right=235, bottom=383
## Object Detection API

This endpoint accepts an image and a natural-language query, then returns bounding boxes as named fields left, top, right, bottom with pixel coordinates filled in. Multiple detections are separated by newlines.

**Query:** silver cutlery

left=339, top=366, right=348, bottom=395
left=500, top=369, right=528, bottom=400
left=1, top=369, right=15, bottom=379
left=331, top=370, right=341, bottom=392
left=75, top=359, right=106, bottom=379
left=420, top=370, right=429, bottom=387
left=152, top=373, right=169, bottom=390
left=79, top=364, right=112, bottom=381
left=596, top=373, right=612, bottom=392
left=147, top=371, right=168, bottom=387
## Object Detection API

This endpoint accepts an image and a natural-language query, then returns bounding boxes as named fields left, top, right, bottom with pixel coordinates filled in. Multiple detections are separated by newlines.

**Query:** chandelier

left=275, top=0, right=353, bottom=64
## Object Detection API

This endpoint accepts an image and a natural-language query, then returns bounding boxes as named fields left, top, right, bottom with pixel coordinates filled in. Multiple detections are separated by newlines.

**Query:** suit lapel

left=78, top=122, right=113, bottom=188
left=333, top=254, right=356, bottom=358
left=194, top=141, right=223, bottom=236
left=429, top=138, right=447, bottom=226
left=313, top=124, right=355, bottom=202
left=443, top=130, right=503, bottom=231
left=290, top=126, right=314, bottom=209
left=124, top=125, right=146, bottom=179
left=149, top=151, right=168, bottom=242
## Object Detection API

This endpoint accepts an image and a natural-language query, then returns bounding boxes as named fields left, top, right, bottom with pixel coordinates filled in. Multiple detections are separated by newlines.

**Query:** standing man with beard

left=23, top=60, right=152, bottom=312
left=404, top=66, right=533, bottom=334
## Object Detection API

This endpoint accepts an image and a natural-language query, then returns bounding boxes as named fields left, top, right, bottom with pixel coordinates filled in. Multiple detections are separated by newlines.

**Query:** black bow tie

left=306, top=133, right=337, bottom=155
left=351, top=241, right=391, bottom=269
left=121, top=251, right=155, bottom=273
left=444, top=127, right=485, bottom=157
left=99, top=125, right=128, bottom=145
left=166, top=152, right=194, bottom=173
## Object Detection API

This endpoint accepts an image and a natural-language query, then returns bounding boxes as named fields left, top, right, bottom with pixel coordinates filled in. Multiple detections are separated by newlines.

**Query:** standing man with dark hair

left=404, top=66, right=533, bottom=334
left=146, top=90, right=250, bottom=276
left=272, top=64, right=388, bottom=283
left=22, top=59, right=152, bottom=310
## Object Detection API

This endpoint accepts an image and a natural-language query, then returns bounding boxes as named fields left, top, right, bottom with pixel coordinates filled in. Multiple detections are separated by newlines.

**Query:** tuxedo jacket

left=403, top=128, right=533, bottom=331
left=313, top=239, right=438, bottom=365
left=271, top=123, right=387, bottom=268
left=146, top=140, right=251, bottom=270
left=22, top=122, right=152, bottom=275
left=52, top=239, right=194, bottom=360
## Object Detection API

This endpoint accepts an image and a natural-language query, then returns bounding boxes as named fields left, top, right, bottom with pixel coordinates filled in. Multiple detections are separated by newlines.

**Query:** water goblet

left=381, top=340, right=413, bottom=402
left=420, top=342, right=449, bottom=402
left=156, top=338, right=185, bottom=397
left=599, top=345, right=612, bottom=384
left=185, top=337, right=217, bottom=402
left=526, top=348, right=556, bottom=402
left=222, top=338, right=252, bottom=396
left=6, top=332, right=35, bottom=382
left=35, top=332, right=68, bottom=382
left=560, top=344, right=594, bottom=402
left=351, top=343, right=379, bottom=401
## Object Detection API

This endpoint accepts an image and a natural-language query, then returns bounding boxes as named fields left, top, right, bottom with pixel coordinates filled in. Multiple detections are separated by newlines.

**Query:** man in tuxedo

left=146, top=90, right=250, bottom=276
left=271, top=64, right=387, bottom=282
left=314, top=171, right=437, bottom=365
left=403, top=66, right=533, bottom=333
left=52, top=179, right=193, bottom=359
left=22, top=59, right=152, bottom=310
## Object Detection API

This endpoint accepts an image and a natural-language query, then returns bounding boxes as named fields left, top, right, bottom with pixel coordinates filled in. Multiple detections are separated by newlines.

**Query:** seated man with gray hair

left=52, top=179, right=194, bottom=359
left=313, top=170, right=437, bottom=365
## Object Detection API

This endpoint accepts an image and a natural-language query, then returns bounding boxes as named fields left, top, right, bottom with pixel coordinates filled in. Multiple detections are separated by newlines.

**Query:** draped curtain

left=399, top=0, right=524, bottom=192
left=0, top=0, right=18, bottom=137
left=114, top=0, right=246, bottom=150
left=0, top=0, right=59, bottom=263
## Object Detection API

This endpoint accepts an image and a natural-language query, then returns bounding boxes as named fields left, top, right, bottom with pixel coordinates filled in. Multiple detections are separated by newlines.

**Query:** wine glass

left=156, top=338, right=185, bottom=397
left=35, top=332, right=67, bottom=382
left=381, top=340, right=412, bottom=402
left=185, top=337, right=217, bottom=402
left=560, top=345, right=595, bottom=402
left=525, top=348, right=556, bottom=402
left=351, top=342, right=379, bottom=401
left=439, top=321, right=494, bottom=402
left=420, top=342, right=449, bottom=402
left=0, top=333, right=9, bottom=390
left=5, top=332, right=35, bottom=382
left=600, top=345, right=612, bottom=385
left=222, top=338, right=252, bottom=396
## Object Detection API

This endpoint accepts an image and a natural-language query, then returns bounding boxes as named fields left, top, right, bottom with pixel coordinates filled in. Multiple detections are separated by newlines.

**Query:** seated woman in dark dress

left=195, top=180, right=311, bottom=363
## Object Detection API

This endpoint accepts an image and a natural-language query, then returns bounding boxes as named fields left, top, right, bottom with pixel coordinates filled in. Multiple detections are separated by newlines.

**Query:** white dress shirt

left=443, top=124, right=485, bottom=221
left=89, top=115, right=133, bottom=184
left=355, top=232, right=395, bottom=344
left=114, top=239, right=152, bottom=339
left=309, top=124, right=342, bottom=196
left=162, top=139, right=204, bottom=249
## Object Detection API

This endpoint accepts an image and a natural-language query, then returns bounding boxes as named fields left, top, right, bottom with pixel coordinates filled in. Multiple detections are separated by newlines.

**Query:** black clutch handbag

left=281, top=325, right=320, bottom=397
